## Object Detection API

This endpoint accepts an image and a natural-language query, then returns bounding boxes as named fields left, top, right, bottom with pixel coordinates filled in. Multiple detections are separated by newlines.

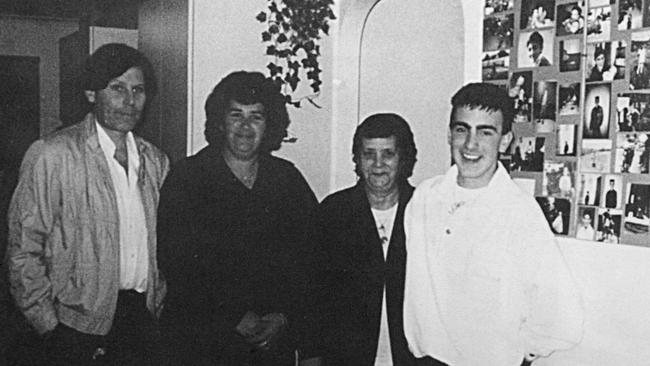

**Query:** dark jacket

left=318, top=182, right=416, bottom=366
left=157, top=146, right=319, bottom=365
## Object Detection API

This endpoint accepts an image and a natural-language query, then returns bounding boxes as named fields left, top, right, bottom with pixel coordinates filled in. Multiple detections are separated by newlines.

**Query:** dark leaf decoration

left=256, top=0, right=336, bottom=108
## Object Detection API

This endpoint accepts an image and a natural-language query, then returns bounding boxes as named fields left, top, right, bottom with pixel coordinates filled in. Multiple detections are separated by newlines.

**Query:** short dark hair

left=352, top=113, right=417, bottom=182
left=204, top=71, right=289, bottom=153
left=527, top=31, right=544, bottom=48
left=82, top=43, right=156, bottom=96
left=450, top=83, right=513, bottom=134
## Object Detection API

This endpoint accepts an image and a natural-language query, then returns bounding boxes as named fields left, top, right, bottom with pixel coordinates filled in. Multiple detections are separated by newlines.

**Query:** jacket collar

left=81, top=112, right=148, bottom=156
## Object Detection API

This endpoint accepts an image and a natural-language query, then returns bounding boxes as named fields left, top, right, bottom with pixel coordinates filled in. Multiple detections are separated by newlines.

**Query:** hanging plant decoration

left=257, top=0, right=336, bottom=108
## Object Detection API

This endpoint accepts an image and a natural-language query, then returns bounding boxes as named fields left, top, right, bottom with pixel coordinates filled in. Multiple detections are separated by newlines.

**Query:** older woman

left=157, top=71, right=319, bottom=365
left=318, top=114, right=418, bottom=366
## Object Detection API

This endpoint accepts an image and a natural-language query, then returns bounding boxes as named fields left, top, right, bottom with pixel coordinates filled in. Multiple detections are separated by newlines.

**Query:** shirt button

left=445, top=228, right=451, bottom=234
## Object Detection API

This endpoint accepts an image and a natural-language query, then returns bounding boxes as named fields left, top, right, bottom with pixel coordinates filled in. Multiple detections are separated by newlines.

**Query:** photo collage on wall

left=484, top=0, right=650, bottom=247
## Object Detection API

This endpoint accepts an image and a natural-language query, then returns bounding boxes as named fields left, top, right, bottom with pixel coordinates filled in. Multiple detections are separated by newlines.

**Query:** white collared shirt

left=96, top=121, right=149, bottom=293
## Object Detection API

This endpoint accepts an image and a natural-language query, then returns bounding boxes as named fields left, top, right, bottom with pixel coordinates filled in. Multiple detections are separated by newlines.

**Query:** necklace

left=373, top=204, right=397, bottom=245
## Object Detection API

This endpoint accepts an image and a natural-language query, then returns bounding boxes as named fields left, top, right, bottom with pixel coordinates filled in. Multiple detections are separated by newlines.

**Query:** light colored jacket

left=6, top=113, right=169, bottom=335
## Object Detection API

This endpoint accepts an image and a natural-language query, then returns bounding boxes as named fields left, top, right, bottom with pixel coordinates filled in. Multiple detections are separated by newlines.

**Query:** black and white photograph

left=601, top=174, right=622, bottom=209
left=619, top=0, right=643, bottom=30
left=485, top=0, right=514, bottom=15
left=536, top=196, right=571, bottom=235
left=559, top=82, right=580, bottom=115
left=581, top=139, right=612, bottom=173
left=587, top=2, right=612, bottom=42
left=556, top=124, right=576, bottom=156
left=586, top=42, right=620, bottom=82
left=622, top=183, right=650, bottom=246
left=583, top=83, right=611, bottom=139
left=557, top=2, right=585, bottom=36
left=614, top=132, right=650, bottom=173
left=482, top=49, right=510, bottom=80
left=630, top=30, right=650, bottom=90
left=616, top=93, right=650, bottom=131
left=484, top=13, right=514, bottom=51
left=560, top=39, right=581, bottom=72
left=508, top=70, right=533, bottom=122
left=518, top=29, right=554, bottom=67
left=533, top=80, right=557, bottom=132
left=543, top=161, right=576, bottom=199
left=521, top=0, right=556, bottom=29
left=596, top=208, right=622, bottom=243
left=576, top=206, right=597, bottom=240
left=578, top=173, right=602, bottom=206
left=510, top=135, right=545, bottom=172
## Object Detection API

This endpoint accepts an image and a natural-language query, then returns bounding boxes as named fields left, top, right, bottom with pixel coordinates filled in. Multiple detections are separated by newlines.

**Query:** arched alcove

left=330, top=0, right=473, bottom=190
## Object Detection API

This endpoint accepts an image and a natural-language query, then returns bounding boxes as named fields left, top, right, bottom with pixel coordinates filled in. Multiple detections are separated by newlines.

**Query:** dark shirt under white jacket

left=5, top=113, right=169, bottom=335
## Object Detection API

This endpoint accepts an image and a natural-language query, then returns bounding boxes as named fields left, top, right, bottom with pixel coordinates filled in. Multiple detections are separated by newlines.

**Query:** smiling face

left=85, top=67, right=146, bottom=135
left=449, top=106, right=513, bottom=189
left=222, top=100, right=266, bottom=161
left=359, top=136, right=401, bottom=196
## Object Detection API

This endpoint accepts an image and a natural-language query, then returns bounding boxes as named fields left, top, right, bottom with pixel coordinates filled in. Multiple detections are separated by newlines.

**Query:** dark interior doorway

left=0, top=55, right=41, bottom=364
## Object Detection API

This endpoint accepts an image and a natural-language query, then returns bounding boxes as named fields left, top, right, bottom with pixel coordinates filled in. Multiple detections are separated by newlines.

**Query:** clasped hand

left=234, top=311, right=287, bottom=350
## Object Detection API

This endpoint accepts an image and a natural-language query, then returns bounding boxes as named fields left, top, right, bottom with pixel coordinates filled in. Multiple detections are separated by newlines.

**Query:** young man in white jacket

left=403, top=83, right=583, bottom=366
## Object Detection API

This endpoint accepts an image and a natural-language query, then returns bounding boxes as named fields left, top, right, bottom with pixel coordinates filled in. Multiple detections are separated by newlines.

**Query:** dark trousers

left=46, top=290, right=158, bottom=366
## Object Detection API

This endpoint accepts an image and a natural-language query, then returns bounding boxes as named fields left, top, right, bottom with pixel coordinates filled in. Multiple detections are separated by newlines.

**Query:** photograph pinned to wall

left=596, top=208, right=622, bottom=243
left=614, top=132, right=650, bottom=173
left=510, top=135, right=545, bottom=172
left=583, top=83, right=611, bottom=139
left=508, top=70, right=533, bottom=122
left=543, top=161, right=576, bottom=199
left=557, top=2, right=585, bottom=36
left=581, top=139, right=612, bottom=173
left=618, top=0, right=643, bottom=30
left=556, top=124, right=577, bottom=156
left=630, top=30, right=650, bottom=90
left=576, top=206, right=597, bottom=240
left=560, top=39, right=581, bottom=72
left=586, top=42, right=620, bottom=82
left=484, top=13, right=514, bottom=52
left=587, top=2, right=612, bottom=42
left=622, top=183, right=650, bottom=246
left=535, top=196, right=571, bottom=235
left=485, top=0, right=514, bottom=15
left=559, top=82, right=580, bottom=115
left=601, top=174, right=622, bottom=209
left=521, top=0, right=556, bottom=29
left=482, top=50, right=511, bottom=80
left=644, top=0, right=650, bottom=27
left=518, top=29, right=554, bottom=67
left=578, top=173, right=602, bottom=206
left=616, top=92, right=650, bottom=132
left=533, top=80, right=557, bottom=133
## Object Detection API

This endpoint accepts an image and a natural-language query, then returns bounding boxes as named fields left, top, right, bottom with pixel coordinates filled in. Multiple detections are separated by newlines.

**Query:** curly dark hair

left=204, top=71, right=289, bottom=153
left=352, top=113, right=417, bottom=182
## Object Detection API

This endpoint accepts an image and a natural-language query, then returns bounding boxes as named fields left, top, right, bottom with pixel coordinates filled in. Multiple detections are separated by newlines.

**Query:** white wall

left=357, top=0, right=463, bottom=186
left=0, top=17, right=78, bottom=136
